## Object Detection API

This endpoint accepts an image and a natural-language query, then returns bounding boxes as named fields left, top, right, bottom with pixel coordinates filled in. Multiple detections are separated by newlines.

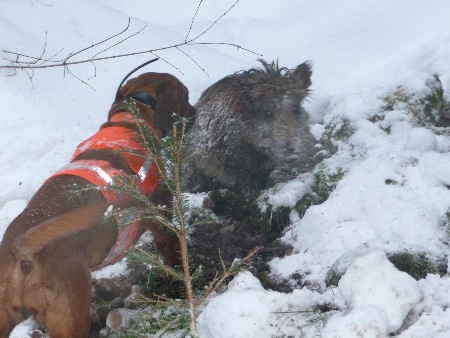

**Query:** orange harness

left=50, top=111, right=162, bottom=270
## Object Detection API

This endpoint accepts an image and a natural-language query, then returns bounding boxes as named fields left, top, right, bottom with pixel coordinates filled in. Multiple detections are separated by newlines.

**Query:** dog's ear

left=154, top=80, right=195, bottom=134
left=173, top=82, right=196, bottom=120
left=12, top=200, right=109, bottom=260
left=110, top=73, right=195, bottom=133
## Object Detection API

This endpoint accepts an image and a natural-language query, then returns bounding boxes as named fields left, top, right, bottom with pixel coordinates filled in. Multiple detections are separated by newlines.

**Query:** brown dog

left=0, top=72, right=195, bottom=337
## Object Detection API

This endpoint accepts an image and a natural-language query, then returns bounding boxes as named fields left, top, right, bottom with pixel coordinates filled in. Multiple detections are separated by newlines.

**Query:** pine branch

left=67, top=183, right=100, bottom=203
left=67, top=98, right=258, bottom=335
left=131, top=247, right=184, bottom=281
left=104, top=174, right=149, bottom=205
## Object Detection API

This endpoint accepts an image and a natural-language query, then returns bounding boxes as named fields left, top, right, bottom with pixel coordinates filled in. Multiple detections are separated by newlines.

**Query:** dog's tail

left=12, top=199, right=110, bottom=273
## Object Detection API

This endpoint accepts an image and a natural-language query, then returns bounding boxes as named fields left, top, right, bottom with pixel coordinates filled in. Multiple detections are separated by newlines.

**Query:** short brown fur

left=0, top=72, right=195, bottom=337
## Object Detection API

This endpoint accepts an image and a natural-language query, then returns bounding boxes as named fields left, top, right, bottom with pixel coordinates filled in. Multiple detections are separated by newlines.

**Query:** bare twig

left=87, top=61, right=97, bottom=80
left=34, top=0, right=54, bottom=6
left=64, top=17, right=132, bottom=63
left=64, top=66, right=95, bottom=90
left=0, top=0, right=262, bottom=79
left=151, top=52, right=184, bottom=75
left=2, top=40, right=261, bottom=69
left=7, top=46, right=65, bottom=66
left=188, top=42, right=260, bottom=55
left=176, top=46, right=208, bottom=76
left=35, top=31, right=48, bottom=65
left=195, top=246, right=262, bottom=308
left=90, top=21, right=146, bottom=60
left=188, top=0, right=240, bottom=43
left=274, top=308, right=331, bottom=335
left=185, top=0, right=203, bottom=42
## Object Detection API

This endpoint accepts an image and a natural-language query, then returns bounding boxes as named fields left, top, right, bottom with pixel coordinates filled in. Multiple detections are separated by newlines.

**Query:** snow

left=258, top=173, right=315, bottom=212
left=337, top=250, right=421, bottom=333
left=91, top=259, right=129, bottom=280
left=9, top=317, right=48, bottom=338
left=197, top=272, right=344, bottom=338
left=1, top=0, right=450, bottom=337
left=184, top=192, right=208, bottom=209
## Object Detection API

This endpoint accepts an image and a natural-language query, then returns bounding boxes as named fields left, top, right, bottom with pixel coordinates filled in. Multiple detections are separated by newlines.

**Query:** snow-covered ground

left=1, top=0, right=450, bottom=337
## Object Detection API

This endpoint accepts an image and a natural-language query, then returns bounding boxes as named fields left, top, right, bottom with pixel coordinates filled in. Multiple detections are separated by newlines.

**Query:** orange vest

left=49, top=112, right=161, bottom=270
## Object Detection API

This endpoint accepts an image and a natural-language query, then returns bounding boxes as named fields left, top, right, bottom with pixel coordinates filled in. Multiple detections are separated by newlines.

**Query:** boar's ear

left=292, top=62, right=312, bottom=89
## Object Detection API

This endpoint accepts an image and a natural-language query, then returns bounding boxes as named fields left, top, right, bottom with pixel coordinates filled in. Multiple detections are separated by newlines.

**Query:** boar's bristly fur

left=186, top=59, right=316, bottom=194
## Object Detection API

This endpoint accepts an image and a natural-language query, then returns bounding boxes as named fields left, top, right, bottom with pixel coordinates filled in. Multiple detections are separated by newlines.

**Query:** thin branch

left=185, top=0, right=203, bottom=42
left=188, top=42, right=262, bottom=56
left=35, top=31, right=48, bottom=65
left=1, top=40, right=262, bottom=70
left=90, top=21, right=146, bottom=60
left=151, top=52, right=184, bottom=75
left=39, top=47, right=66, bottom=65
left=4, top=32, right=51, bottom=67
left=64, top=17, right=132, bottom=63
left=219, top=248, right=227, bottom=272
left=3, top=47, right=65, bottom=64
left=34, top=0, right=54, bottom=6
left=23, top=68, right=35, bottom=88
left=65, top=66, right=95, bottom=90
left=87, top=61, right=97, bottom=80
left=0, top=0, right=262, bottom=75
left=5, top=65, right=17, bottom=77
left=195, top=246, right=262, bottom=307
left=187, top=0, right=240, bottom=43
left=176, top=46, right=208, bottom=76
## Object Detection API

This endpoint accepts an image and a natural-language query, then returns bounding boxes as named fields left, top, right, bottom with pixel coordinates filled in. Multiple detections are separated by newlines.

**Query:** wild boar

left=185, top=59, right=316, bottom=194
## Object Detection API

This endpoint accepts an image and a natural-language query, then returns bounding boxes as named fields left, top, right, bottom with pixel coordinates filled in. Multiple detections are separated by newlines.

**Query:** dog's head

left=110, top=72, right=196, bottom=135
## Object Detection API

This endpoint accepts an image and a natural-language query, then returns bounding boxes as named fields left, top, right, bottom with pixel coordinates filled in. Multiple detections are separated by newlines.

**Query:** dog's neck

left=105, top=106, right=162, bottom=138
